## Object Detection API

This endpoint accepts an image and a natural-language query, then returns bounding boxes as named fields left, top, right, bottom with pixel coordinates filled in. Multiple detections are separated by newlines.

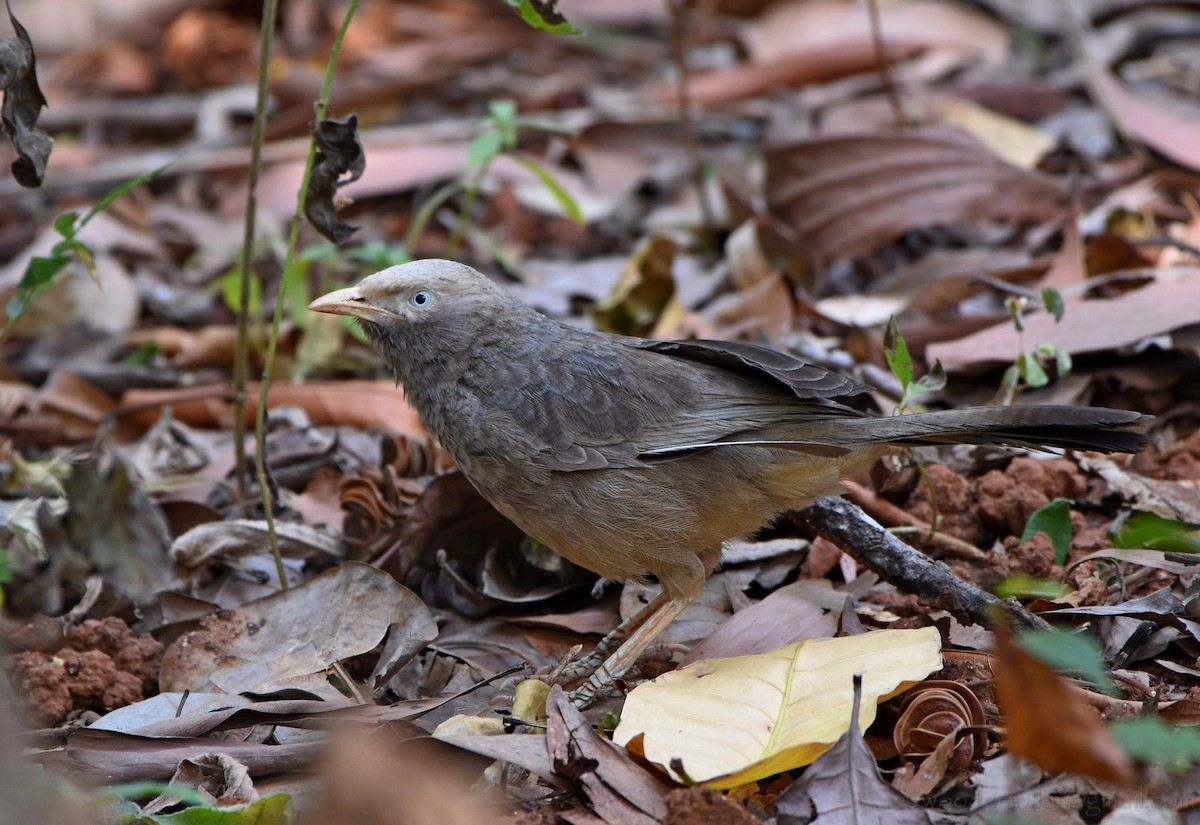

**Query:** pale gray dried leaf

left=170, top=520, right=342, bottom=592
left=160, top=562, right=437, bottom=696
left=773, top=678, right=931, bottom=824
left=681, top=579, right=841, bottom=665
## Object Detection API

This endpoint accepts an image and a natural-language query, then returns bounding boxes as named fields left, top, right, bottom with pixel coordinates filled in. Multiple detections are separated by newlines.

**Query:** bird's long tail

left=825, top=405, right=1153, bottom=454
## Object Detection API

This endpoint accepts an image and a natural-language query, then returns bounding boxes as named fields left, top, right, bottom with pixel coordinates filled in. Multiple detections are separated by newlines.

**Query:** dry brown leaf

left=992, top=624, right=1134, bottom=786
left=547, top=686, right=669, bottom=824
left=926, top=274, right=1200, bottom=368
left=162, top=8, right=257, bottom=90
left=743, top=0, right=1006, bottom=65
left=674, top=0, right=1004, bottom=106
left=290, top=468, right=348, bottom=529
left=120, top=381, right=427, bottom=433
left=1040, top=209, right=1086, bottom=287
left=1087, top=61, right=1200, bottom=174
left=766, top=127, right=1065, bottom=261
left=127, top=325, right=241, bottom=368
left=31, top=370, right=118, bottom=441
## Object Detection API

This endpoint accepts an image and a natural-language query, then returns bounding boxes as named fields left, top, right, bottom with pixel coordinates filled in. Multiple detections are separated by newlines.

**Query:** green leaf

left=994, top=573, right=1070, bottom=600
left=1054, top=346, right=1072, bottom=377
left=105, top=782, right=209, bottom=807
left=121, top=341, right=160, bottom=367
left=1021, top=497, right=1073, bottom=564
left=54, top=211, right=79, bottom=238
left=79, top=162, right=172, bottom=229
left=1113, top=511, right=1200, bottom=553
left=217, top=269, right=261, bottom=317
left=488, top=99, right=518, bottom=147
left=883, top=316, right=913, bottom=389
left=1018, top=351, right=1049, bottom=387
left=1016, top=628, right=1116, bottom=696
left=61, top=238, right=98, bottom=283
left=511, top=154, right=586, bottom=224
left=120, top=792, right=294, bottom=824
left=0, top=548, right=10, bottom=586
left=505, top=0, right=581, bottom=34
left=18, top=254, right=69, bottom=292
left=467, top=130, right=503, bottom=170
left=282, top=258, right=312, bottom=327
left=1041, top=286, right=1065, bottom=322
left=1112, top=717, right=1200, bottom=773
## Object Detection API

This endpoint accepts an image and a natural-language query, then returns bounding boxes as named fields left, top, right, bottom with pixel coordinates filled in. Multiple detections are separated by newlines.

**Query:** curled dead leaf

left=893, top=680, right=986, bottom=773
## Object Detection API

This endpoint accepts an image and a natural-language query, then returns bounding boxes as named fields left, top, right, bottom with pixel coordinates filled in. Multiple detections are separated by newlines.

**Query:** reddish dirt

left=3, top=617, right=163, bottom=727
left=976, top=457, right=1086, bottom=537
left=1131, top=428, right=1200, bottom=480
left=905, top=463, right=988, bottom=546
left=663, top=787, right=760, bottom=825
left=899, top=456, right=1097, bottom=587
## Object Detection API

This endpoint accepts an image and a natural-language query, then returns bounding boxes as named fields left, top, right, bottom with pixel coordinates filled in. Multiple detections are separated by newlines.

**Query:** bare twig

left=667, top=0, right=718, bottom=245
left=799, top=496, right=1048, bottom=631
left=232, top=0, right=283, bottom=510
left=865, top=0, right=909, bottom=127
left=253, top=0, right=363, bottom=592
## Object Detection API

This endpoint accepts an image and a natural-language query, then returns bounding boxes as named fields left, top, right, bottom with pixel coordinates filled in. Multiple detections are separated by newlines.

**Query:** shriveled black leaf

left=304, top=114, right=364, bottom=244
left=0, top=2, right=50, bottom=187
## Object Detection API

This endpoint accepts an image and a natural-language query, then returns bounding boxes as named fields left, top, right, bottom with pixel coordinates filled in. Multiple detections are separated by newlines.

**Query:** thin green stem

left=255, top=0, right=362, bottom=591
left=232, top=0, right=281, bottom=509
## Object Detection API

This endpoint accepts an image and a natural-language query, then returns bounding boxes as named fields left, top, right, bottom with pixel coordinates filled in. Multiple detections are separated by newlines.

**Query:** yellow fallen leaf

left=613, top=627, right=942, bottom=788
left=432, top=714, right=505, bottom=737
left=937, top=97, right=1055, bottom=170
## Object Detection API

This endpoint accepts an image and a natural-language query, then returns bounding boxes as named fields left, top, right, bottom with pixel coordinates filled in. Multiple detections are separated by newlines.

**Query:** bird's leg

left=554, top=591, right=670, bottom=685
left=568, top=596, right=693, bottom=708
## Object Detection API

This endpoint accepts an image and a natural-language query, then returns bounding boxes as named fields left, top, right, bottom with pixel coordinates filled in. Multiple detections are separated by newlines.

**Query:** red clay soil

left=4, top=616, right=163, bottom=727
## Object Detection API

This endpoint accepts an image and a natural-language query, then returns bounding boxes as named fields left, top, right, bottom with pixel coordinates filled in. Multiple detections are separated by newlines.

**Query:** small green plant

left=997, top=287, right=1071, bottom=404
left=407, top=100, right=584, bottom=256
left=1112, top=716, right=1200, bottom=773
left=1112, top=511, right=1200, bottom=553
left=2, top=164, right=167, bottom=341
left=1021, top=497, right=1073, bottom=564
left=883, top=316, right=945, bottom=413
left=883, top=318, right=948, bottom=534
left=995, top=572, right=1071, bottom=601
left=0, top=547, right=10, bottom=609
left=1016, top=627, right=1117, bottom=697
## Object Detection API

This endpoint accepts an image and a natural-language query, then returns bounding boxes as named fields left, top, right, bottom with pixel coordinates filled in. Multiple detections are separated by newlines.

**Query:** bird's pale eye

left=409, top=290, right=432, bottom=308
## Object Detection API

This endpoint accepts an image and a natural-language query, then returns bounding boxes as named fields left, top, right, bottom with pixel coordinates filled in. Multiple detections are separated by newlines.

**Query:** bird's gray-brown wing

left=491, top=333, right=873, bottom=472
left=636, top=339, right=872, bottom=405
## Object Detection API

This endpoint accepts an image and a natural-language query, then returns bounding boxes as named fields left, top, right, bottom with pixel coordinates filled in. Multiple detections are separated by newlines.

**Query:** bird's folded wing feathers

left=527, top=337, right=877, bottom=472
left=637, top=339, right=873, bottom=405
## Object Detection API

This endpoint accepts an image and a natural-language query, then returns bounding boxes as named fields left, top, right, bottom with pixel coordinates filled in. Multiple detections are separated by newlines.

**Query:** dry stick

left=252, top=0, right=363, bottom=592
left=231, top=0, right=283, bottom=510
left=799, top=496, right=1049, bottom=631
left=865, top=0, right=909, bottom=128
left=667, top=0, right=717, bottom=244
left=842, top=479, right=986, bottom=562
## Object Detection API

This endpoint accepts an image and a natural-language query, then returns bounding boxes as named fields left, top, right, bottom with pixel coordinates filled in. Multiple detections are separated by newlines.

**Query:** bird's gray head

left=309, top=259, right=524, bottom=384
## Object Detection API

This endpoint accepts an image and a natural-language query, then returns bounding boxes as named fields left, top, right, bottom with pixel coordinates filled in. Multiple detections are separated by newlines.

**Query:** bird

left=310, top=259, right=1152, bottom=703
